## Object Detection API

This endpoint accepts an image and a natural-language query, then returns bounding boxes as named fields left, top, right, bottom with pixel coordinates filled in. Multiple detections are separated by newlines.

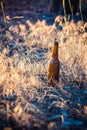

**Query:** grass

left=0, top=1, right=87, bottom=129
left=0, top=20, right=87, bottom=93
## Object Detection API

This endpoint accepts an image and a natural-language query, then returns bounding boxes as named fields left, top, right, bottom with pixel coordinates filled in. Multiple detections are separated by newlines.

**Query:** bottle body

left=47, top=58, right=60, bottom=84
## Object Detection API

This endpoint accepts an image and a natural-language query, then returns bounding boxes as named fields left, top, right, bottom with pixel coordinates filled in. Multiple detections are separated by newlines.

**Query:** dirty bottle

left=47, top=39, right=60, bottom=84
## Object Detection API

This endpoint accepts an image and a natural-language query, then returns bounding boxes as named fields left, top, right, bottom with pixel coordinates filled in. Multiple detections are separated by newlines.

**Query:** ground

left=0, top=0, right=87, bottom=130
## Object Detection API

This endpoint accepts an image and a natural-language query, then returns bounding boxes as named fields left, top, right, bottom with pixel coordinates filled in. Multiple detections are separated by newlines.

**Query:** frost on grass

left=0, top=16, right=87, bottom=129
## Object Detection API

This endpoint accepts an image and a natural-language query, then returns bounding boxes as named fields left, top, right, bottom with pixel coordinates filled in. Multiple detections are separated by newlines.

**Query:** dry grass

left=0, top=10, right=87, bottom=129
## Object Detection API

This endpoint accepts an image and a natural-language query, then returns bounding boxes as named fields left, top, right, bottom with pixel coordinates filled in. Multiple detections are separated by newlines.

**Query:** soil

left=0, top=0, right=87, bottom=130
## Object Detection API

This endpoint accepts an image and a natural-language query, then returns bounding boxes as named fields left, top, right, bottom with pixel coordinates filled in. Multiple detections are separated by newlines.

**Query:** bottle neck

left=52, top=39, right=58, bottom=59
left=52, top=44, right=58, bottom=59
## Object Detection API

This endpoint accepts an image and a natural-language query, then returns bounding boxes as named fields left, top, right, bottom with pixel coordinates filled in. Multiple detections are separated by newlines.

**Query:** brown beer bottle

left=47, top=39, right=60, bottom=85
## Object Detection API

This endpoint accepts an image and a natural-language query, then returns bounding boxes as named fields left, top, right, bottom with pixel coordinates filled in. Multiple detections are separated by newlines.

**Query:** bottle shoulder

left=49, top=58, right=60, bottom=64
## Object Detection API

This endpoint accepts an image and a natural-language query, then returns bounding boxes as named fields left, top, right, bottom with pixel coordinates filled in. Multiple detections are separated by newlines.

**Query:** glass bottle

left=47, top=39, right=60, bottom=84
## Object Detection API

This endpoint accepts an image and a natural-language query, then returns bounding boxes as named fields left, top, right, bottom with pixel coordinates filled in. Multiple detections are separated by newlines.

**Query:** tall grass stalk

left=0, top=2, right=7, bottom=23
left=63, top=0, right=73, bottom=22
left=63, top=0, right=66, bottom=19
left=68, top=0, right=73, bottom=19
left=79, top=0, right=83, bottom=21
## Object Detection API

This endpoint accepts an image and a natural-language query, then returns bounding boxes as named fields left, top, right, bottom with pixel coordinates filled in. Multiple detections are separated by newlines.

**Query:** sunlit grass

left=0, top=6, right=87, bottom=128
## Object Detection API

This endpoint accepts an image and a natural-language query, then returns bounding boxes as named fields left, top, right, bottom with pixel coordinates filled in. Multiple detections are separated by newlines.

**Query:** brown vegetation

left=0, top=0, right=87, bottom=130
